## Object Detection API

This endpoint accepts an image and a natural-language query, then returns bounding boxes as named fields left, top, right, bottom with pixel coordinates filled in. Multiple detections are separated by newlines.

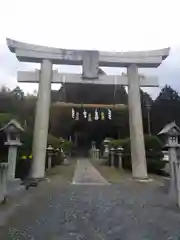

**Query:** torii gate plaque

left=7, top=38, right=170, bottom=180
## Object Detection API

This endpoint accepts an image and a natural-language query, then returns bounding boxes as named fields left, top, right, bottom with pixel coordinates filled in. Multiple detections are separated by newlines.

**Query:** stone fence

left=90, top=147, right=123, bottom=169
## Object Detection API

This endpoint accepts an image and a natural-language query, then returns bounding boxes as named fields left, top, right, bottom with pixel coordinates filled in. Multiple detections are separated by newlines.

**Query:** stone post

left=110, top=148, right=115, bottom=167
left=117, top=147, right=123, bottom=169
left=48, top=156, right=51, bottom=170
left=31, top=59, right=52, bottom=179
left=176, top=160, right=180, bottom=208
left=4, top=141, right=22, bottom=181
left=93, top=150, right=96, bottom=160
left=158, top=122, right=180, bottom=207
left=91, top=141, right=96, bottom=160
left=94, top=150, right=97, bottom=160
left=47, top=145, right=53, bottom=170
left=127, top=64, right=148, bottom=179
left=96, top=149, right=100, bottom=160
left=0, top=163, right=8, bottom=202
left=104, top=144, right=109, bottom=158
left=168, top=146, right=180, bottom=206
left=7, top=145, right=18, bottom=180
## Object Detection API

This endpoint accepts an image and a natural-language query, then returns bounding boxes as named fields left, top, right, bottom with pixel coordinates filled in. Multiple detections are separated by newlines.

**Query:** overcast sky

left=0, top=0, right=180, bottom=98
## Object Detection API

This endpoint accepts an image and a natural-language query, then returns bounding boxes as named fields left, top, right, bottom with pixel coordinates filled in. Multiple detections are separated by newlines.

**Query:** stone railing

left=109, top=148, right=123, bottom=169
left=90, top=148, right=100, bottom=160
left=0, top=163, right=8, bottom=202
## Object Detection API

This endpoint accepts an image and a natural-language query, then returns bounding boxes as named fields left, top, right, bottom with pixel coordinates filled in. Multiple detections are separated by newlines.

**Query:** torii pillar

left=127, top=64, right=147, bottom=178
left=6, top=38, right=170, bottom=179
left=31, top=60, right=52, bottom=178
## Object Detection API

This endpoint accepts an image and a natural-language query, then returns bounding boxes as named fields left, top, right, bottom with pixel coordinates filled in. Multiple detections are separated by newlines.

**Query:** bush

left=20, top=130, right=33, bottom=156
left=15, top=156, right=32, bottom=180
left=144, top=135, right=163, bottom=151
left=47, top=134, right=62, bottom=149
left=0, top=113, right=17, bottom=128
left=16, top=133, right=66, bottom=177
left=109, top=135, right=165, bottom=174
left=110, top=138, right=130, bottom=152
left=61, top=140, right=73, bottom=155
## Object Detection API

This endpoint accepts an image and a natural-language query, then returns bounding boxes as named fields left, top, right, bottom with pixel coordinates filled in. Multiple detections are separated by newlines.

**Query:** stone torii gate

left=7, top=38, right=170, bottom=180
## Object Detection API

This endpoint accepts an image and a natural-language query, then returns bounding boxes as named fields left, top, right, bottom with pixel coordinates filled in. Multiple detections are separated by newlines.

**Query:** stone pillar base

left=133, top=177, right=153, bottom=182
left=22, top=177, right=48, bottom=189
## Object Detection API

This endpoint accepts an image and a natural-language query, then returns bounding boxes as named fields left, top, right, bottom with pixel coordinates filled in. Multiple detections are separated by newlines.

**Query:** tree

left=151, top=85, right=180, bottom=133
left=11, top=86, right=24, bottom=100
left=140, top=89, right=153, bottom=134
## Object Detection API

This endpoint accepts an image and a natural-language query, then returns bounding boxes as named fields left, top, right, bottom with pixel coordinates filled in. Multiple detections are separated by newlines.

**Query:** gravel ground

left=1, top=160, right=180, bottom=239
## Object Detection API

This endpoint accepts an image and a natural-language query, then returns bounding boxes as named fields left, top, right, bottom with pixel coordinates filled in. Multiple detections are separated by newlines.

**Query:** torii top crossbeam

left=7, top=38, right=169, bottom=68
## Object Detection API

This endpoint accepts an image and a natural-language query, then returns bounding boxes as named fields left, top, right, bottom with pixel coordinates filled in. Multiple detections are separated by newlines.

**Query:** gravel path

left=1, top=159, right=180, bottom=239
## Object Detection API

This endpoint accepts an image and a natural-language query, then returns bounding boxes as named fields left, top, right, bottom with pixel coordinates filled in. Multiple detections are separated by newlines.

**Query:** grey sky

left=0, top=0, right=180, bottom=98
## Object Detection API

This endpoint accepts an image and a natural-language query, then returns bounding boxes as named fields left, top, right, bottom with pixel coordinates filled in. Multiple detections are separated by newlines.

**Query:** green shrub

left=15, top=156, right=31, bottom=180
left=110, top=139, right=123, bottom=148
left=61, top=140, right=73, bottom=154
left=109, top=135, right=165, bottom=174
left=0, top=113, right=17, bottom=128
left=110, top=138, right=130, bottom=152
left=47, top=134, right=62, bottom=149
left=144, top=135, right=163, bottom=151
left=19, top=132, right=64, bottom=156
left=19, top=130, right=33, bottom=156
left=147, top=158, right=165, bottom=173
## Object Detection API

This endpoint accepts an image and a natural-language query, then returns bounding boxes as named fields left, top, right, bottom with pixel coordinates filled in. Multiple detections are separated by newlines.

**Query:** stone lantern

left=0, top=119, right=24, bottom=181
left=158, top=121, right=180, bottom=206
left=46, top=145, right=54, bottom=170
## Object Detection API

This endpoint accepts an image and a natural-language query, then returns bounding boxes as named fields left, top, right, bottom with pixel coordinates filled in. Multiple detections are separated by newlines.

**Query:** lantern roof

left=0, top=119, right=24, bottom=133
left=158, top=121, right=180, bottom=136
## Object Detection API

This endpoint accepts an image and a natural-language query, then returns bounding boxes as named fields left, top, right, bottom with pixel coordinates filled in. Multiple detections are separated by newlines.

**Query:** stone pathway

left=72, top=159, right=109, bottom=185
